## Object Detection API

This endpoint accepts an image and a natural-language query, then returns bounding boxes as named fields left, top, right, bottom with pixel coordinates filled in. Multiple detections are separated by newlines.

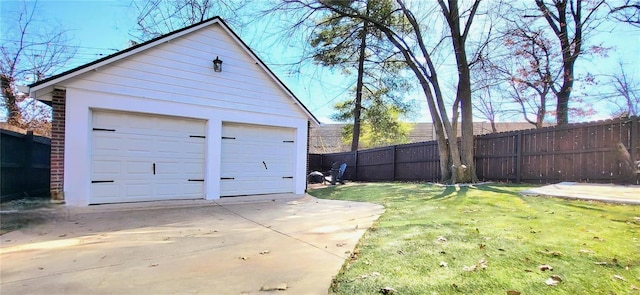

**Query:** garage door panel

left=125, top=160, right=153, bottom=176
left=91, top=110, right=205, bottom=204
left=92, top=183, right=121, bottom=198
left=92, top=134, right=123, bottom=154
left=125, top=183, right=154, bottom=197
left=92, top=160, right=122, bottom=176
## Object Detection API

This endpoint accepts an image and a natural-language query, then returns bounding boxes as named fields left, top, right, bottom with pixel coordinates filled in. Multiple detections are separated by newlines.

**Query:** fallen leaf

left=148, top=264, right=158, bottom=267
left=579, top=249, right=594, bottom=254
left=545, top=275, right=562, bottom=286
left=260, top=283, right=288, bottom=291
left=524, top=269, right=533, bottom=273
left=58, top=234, right=67, bottom=238
left=463, top=265, right=477, bottom=272
left=239, top=256, right=249, bottom=260
left=506, top=291, right=521, bottom=295
left=259, top=250, right=270, bottom=255
left=371, top=272, right=380, bottom=277
left=539, top=264, right=554, bottom=271
left=439, top=261, right=448, bottom=268
left=479, top=243, right=486, bottom=249
left=498, top=248, right=506, bottom=252
left=336, top=242, right=346, bottom=247
left=631, top=285, right=639, bottom=290
left=478, top=259, right=488, bottom=269
left=595, top=262, right=608, bottom=265
left=613, top=275, right=625, bottom=281
left=593, top=236, right=605, bottom=242
left=380, top=286, right=397, bottom=294
left=437, top=236, right=448, bottom=242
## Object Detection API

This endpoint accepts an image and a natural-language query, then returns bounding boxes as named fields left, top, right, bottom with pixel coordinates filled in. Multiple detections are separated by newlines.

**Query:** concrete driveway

left=0, top=194, right=384, bottom=294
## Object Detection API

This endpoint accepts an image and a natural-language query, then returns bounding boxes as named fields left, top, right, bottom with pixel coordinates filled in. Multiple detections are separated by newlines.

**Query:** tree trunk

left=444, top=0, right=478, bottom=183
left=556, top=85, right=570, bottom=125
left=350, top=14, right=369, bottom=151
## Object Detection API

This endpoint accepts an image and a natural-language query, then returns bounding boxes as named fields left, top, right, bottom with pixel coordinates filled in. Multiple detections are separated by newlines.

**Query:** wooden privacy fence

left=309, top=117, right=640, bottom=184
left=0, top=129, right=51, bottom=201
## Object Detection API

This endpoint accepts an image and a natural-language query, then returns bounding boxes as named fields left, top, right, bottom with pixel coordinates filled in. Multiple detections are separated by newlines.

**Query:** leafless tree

left=609, top=0, right=640, bottom=27
left=608, top=62, right=639, bottom=117
left=532, top=0, right=606, bottom=125
left=1, top=0, right=76, bottom=128
left=131, top=0, right=250, bottom=40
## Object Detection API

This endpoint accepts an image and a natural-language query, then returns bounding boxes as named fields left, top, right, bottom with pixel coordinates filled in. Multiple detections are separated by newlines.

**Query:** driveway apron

left=0, top=195, right=384, bottom=294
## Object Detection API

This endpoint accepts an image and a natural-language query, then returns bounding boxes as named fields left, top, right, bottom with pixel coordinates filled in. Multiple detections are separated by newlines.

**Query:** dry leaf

left=539, top=264, right=553, bottom=271
left=239, top=256, right=249, bottom=260
left=631, top=285, right=639, bottom=290
left=336, top=242, right=346, bottom=247
left=260, top=283, right=288, bottom=291
left=463, top=265, right=477, bottom=272
left=545, top=275, right=562, bottom=286
left=613, top=275, right=625, bottom=281
left=506, top=291, right=521, bottom=295
left=595, top=261, right=608, bottom=265
left=437, top=236, right=448, bottom=242
left=478, top=259, right=488, bottom=269
left=579, top=249, right=594, bottom=254
left=380, top=286, right=397, bottom=295
left=259, top=250, right=270, bottom=255
left=439, top=261, right=448, bottom=268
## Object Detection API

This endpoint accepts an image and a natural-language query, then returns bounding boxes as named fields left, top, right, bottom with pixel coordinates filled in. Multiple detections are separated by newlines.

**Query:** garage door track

left=0, top=195, right=384, bottom=294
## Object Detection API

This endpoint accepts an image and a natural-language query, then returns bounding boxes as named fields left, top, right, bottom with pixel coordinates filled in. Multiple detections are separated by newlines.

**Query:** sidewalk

left=521, top=182, right=640, bottom=205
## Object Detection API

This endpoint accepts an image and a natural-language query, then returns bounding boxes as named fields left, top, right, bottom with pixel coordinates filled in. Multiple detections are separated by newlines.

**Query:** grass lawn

left=308, top=183, right=640, bottom=295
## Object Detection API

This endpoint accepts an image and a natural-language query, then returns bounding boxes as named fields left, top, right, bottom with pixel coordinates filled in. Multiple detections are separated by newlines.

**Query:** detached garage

left=29, top=17, right=319, bottom=206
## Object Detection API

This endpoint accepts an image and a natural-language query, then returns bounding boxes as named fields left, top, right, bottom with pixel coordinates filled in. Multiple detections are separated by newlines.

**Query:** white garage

left=29, top=17, right=319, bottom=206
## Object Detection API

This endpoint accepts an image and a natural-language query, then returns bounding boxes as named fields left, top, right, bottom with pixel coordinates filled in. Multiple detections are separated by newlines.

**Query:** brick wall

left=50, top=89, right=66, bottom=202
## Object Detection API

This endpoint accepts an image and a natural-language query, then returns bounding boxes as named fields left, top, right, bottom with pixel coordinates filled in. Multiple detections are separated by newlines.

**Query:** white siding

left=63, top=24, right=306, bottom=120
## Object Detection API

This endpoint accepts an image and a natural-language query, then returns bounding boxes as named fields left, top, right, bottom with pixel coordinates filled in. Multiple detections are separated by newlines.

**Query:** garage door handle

left=153, top=163, right=156, bottom=175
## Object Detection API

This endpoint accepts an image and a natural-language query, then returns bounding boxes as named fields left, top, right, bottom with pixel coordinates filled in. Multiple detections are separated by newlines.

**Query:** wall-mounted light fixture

left=212, top=56, right=223, bottom=72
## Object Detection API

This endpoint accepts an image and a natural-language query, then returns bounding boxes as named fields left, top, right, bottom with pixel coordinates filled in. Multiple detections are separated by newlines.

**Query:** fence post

left=24, top=131, right=34, bottom=195
left=631, top=117, right=638, bottom=164
left=353, top=150, right=358, bottom=181
left=392, top=146, right=396, bottom=181
left=516, top=131, right=523, bottom=183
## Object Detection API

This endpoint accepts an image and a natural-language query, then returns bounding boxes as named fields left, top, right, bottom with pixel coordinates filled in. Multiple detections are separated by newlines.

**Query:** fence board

left=309, top=117, right=640, bottom=185
left=1, top=129, right=51, bottom=201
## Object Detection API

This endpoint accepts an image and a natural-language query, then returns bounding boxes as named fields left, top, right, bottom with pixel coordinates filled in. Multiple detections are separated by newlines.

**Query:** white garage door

left=220, top=123, right=295, bottom=197
left=90, top=111, right=206, bottom=204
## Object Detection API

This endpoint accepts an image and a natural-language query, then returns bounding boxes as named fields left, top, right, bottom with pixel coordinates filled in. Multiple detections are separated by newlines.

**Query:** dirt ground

left=0, top=197, right=57, bottom=235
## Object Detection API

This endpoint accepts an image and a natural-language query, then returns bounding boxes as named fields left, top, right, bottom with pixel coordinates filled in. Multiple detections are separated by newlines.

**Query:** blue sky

left=1, top=0, right=639, bottom=124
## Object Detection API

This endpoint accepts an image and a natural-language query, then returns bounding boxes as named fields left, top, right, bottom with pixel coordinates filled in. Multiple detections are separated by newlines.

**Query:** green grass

left=308, top=183, right=640, bottom=295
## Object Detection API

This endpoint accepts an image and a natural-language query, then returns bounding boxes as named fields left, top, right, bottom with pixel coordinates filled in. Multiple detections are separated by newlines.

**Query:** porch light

left=212, top=56, right=223, bottom=72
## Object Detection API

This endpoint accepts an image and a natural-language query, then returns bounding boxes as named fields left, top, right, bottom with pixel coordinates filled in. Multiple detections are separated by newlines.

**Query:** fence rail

left=309, top=117, right=640, bottom=184
left=1, top=129, right=51, bottom=202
